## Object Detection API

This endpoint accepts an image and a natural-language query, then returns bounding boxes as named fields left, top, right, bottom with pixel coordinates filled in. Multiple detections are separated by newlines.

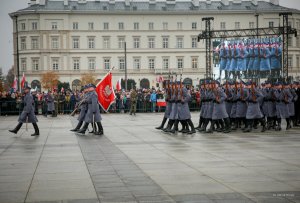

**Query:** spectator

left=150, top=90, right=157, bottom=112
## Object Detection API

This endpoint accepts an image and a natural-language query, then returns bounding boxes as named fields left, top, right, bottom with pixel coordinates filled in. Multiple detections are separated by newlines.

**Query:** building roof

left=11, top=0, right=298, bottom=16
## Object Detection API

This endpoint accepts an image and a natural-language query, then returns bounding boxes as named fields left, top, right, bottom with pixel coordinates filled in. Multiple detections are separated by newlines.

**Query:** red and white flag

left=61, top=87, right=64, bottom=92
left=21, top=72, right=26, bottom=88
left=12, top=76, right=17, bottom=90
left=95, top=72, right=116, bottom=112
left=116, top=78, right=122, bottom=91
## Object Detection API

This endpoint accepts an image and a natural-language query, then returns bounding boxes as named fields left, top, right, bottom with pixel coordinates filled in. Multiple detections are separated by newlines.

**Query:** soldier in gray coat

left=196, top=83, right=208, bottom=132
left=243, top=82, right=266, bottom=132
left=45, top=91, right=55, bottom=117
left=273, top=82, right=293, bottom=131
left=71, top=85, right=89, bottom=132
left=164, top=85, right=179, bottom=133
left=156, top=84, right=172, bottom=130
left=77, top=84, right=103, bottom=135
left=9, top=86, right=39, bottom=136
left=236, top=81, right=248, bottom=129
left=261, top=81, right=276, bottom=129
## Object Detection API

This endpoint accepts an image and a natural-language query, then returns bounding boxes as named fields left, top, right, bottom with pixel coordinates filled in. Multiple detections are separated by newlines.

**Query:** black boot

left=195, top=117, right=203, bottom=130
left=206, top=120, right=215, bottom=133
left=163, top=120, right=174, bottom=132
left=223, top=117, right=231, bottom=133
left=198, top=119, right=208, bottom=132
left=182, top=121, right=190, bottom=133
left=156, top=117, right=167, bottom=130
left=216, top=120, right=224, bottom=132
left=286, top=118, right=292, bottom=130
left=187, top=119, right=196, bottom=134
left=51, top=111, right=56, bottom=117
left=170, top=120, right=179, bottom=134
left=260, top=118, right=266, bottom=132
left=9, top=123, right=23, bottom=134
left=243, top=119, right=253, bottom=132
left=231, top=118, right=237, bottom=131
left=77, top=123, right=89, bottom=135
left=95, top=122, right=104, bottom=135
left=70, top=121, right=83, bottom=132
left=275, top=118, right=282, bottom=131
left=31, top=123, right=40, bottom=136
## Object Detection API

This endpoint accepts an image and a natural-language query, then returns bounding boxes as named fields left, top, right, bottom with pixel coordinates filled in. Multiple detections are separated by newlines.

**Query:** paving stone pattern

left=0, top=113, right=299, bottom=203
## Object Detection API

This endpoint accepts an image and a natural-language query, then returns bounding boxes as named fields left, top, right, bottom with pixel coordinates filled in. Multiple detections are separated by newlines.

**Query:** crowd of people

left=0, top=87, right=201, bottom=116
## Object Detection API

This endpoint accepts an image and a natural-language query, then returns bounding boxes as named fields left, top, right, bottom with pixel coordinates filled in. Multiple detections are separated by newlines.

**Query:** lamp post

left=124, top=41, right=128, bottom=91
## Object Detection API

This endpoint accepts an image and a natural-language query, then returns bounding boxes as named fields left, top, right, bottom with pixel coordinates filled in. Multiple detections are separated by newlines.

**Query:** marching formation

left=216, top=37, right=282, bottom=80
left=70, top=84, right=104, bottom=136
left=156, top=77, right=300, bottom=134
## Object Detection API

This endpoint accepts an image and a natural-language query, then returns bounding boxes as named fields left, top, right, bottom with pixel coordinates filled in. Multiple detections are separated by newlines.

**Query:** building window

left=288, top=36, right=292, bottom=46
left=192, top=22, right=197, bottom=30
left=192, top=57, right=198, bottom=69
left=220, top=22, right=226, bottom=30
left=288, top=57, right=293, bottom=68
left=163, top=22, right=168, bottom=30
left=51, top=37, right=59, bottom=49
left=104, top=58, right=110, bottom=70
left=32, top=22, right=38, bottom=30
left=133, top=58, right=140, bottom=69
left=103, top=22, right=109, bottom=30
left=73, top=38, right=79, bottom=49
left=148, top=58, right=155, bottom=69
left=73, top=59, right=80, bottom=70
left=163, top=58, right=169, bottom=69
left=52, top=58, right=59, bottom=70
left=119, top=58, right=125, bottom=70
left=88, top=58, right=96, bottom=70
left=88, top=37, right=95, bottom=49
left=118, top=37, right=125, bottom=49
left=133, top=37, right=140, bottom=48
left=88, top=22, right=94, bottom=30
left=73, top=22, right=78, bottom=30
left=21, top=37, right=26, bottom=50
left=103, top=37, right=110, bottom=49
left=163, top=37, right=169, bottom=48
left=249, top=22, right=254, bottom=28
left=269, top=21, right=274, bottom=28
left=297, top=22, right=300, bottom=29
left=21, top=23, right=26, bottom=30
left=134, top=22, right=139, bottom=30
left=148, top=37, right=155, bottom=48
left=21, top=58, right=27, bottom=71
left=32, top=58, right=39, bottom=71
left=297, top=36, right=300, bottom=48
left=177, top=58, right=183, bottom=69
left=192, top=37, right=197, bottom=48
left=31, top=37, right=39, bottom=49
left=149, top=22, right=154, bottom=30
left=51, top=22, right=58, bottom=30
left=119, top=22, right=124, bottom=30
left=177, top=37, right=183, bottom=49
left=177, top=22, right=182, bottom=30
left=296, top=56, right=299, bottom=69
left=235, top=22, right=240, bottom=29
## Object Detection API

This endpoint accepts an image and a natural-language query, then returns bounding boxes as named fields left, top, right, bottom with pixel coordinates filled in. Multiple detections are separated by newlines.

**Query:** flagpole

left=15, top=16, right=20, bottom=92
left=124, top=41, right=127, bottom=91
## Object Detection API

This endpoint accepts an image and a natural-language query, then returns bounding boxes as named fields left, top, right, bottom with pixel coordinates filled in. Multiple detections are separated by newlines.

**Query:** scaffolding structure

left=198, top=13, right=297, bottom=81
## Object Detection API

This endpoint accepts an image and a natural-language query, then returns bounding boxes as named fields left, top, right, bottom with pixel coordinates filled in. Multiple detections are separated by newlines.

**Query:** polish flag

left=95, top=71, right=116, bottom=112
left=12, top=76, right=17, bottom=90
left=116, top=78, right=122, bottom=91
left=21, top=72, right=26, bottom=88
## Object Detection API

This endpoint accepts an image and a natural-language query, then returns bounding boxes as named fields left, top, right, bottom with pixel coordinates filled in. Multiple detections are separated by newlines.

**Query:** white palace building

left=10, top=0, right=300, bottom=90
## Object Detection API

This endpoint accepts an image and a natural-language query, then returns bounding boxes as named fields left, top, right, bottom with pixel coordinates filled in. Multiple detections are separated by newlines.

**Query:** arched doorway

left=31, top=80, right=41, bottom=91
left=72, top=79, right=82, bottom=91
left=140, top=78, right=150, bottom=89
left=121, top=79, right=136, bottom=90
left=183, top=78, right=193, bottom=86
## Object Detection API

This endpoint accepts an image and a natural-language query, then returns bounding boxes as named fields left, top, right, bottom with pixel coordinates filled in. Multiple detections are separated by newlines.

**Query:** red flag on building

left=95, top=72, right=116, bottom=112
left=116, top=78, right=122, bottom=91
left=21, top=72, right=26, bottom=88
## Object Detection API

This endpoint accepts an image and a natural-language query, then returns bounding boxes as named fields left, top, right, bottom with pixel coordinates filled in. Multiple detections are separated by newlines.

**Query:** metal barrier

left=0, top=99, right=200, bottom=116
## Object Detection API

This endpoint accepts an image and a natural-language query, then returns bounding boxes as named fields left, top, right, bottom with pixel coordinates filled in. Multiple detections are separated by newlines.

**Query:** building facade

left=10, top=0, right=300, bottom=90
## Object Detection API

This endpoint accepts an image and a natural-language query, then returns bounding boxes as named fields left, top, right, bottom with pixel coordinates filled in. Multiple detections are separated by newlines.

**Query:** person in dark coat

left=9, top=86, right=39, bottom=136
left=292, top=82, right=300, bottom=126
left=77, top=84, right=103, bottom=135
left=273, top=82, right=293, bottom=131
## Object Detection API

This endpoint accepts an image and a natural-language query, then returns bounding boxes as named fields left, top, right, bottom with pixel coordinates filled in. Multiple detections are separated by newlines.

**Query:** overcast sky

left=0, top=0, right=299, bottom=75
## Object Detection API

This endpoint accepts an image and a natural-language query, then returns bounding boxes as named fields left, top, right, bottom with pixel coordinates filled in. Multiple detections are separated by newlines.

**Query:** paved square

left=0, top=113, right=299, bottom=203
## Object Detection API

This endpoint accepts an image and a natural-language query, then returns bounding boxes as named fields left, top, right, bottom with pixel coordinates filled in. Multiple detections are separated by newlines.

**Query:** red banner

left=95, top=72, right=116, bottom=112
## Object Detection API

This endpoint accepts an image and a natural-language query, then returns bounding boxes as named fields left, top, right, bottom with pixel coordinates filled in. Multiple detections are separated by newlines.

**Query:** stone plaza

left=0, top=112, right=299, bottom=203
